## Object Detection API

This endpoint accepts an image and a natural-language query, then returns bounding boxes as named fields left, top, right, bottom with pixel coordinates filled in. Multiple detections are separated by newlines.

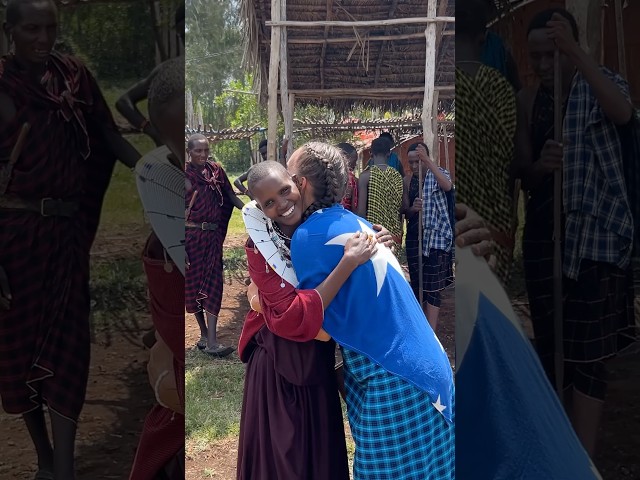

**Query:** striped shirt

left=562, top=67, right=635, bottom=279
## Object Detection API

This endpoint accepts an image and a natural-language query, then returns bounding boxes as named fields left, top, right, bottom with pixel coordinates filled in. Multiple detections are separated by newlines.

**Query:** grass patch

left=185, top=351, right=245, bottom=451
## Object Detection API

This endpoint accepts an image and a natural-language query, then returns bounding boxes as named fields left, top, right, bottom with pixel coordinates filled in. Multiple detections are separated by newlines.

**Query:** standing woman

left=184, top=134, right=244, bottom=356
left=237, top=160, right=394, bottom=479
left=129, top=57, right=185, bottom=480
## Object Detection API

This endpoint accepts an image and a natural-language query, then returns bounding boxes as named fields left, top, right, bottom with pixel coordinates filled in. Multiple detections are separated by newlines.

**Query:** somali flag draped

left=456, top=247, right=601, bottom=479
left=291, top=205, right=454, bottom=424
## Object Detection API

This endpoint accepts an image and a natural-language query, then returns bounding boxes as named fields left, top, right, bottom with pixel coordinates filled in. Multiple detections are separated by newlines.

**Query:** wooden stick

left=266, top=31, right=453, bottom=45
left=419, top=0, right=438, bottom=310
left=287, top=86, right=454, bottom=96
left=432, top=90, right=440, bottom=165
left=553, top=49, right=564, bottom=402
left=0, top=123, right=31, bottom=196
left=266, top=17, right=455, bottom=28
left=286, top=93, right=295, bottom=158
left=279, top=0, right=292, bottom=164
left=267, top=0, right=282, bottom=162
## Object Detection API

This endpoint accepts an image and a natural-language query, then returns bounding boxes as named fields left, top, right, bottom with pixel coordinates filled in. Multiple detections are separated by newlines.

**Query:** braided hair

left=294, top=142, right=348, bottom=221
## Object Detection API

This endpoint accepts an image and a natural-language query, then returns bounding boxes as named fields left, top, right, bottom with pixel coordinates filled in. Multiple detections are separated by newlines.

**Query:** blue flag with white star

left=291, top=205, right=454, bottom=424
left=456, top=248, right=601, bottom=479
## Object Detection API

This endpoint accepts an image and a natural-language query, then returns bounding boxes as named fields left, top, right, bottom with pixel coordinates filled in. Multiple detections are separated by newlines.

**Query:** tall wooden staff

left=553, top=50, right=564, bottom=401
left=418, top=148, right=424, bottom=308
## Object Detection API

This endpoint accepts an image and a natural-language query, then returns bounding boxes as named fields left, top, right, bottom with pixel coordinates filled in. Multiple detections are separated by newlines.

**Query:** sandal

left=34, top=470, right=54, bottom=480
left=203, top=345, right=234, bottom=358
left=196, top=336, right=207, bottom=350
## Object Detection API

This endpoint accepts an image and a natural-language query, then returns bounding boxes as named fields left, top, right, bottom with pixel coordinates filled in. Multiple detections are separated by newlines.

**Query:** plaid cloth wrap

left=422, top=167, right=453, bottom=256
left=563, top=68, right=635, bottom=280
left=0, top=52, right=118, bottom=421
left=342, top=348, right=454, bottom=480
left=366, top=165, right=403, bottom=240
left=184, top=161, right=234, bottom=314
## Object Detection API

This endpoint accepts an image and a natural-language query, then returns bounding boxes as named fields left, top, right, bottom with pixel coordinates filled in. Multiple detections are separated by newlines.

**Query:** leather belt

left=185, top=221, right=217, bottom=231
left=0, top=196, right=79, bottom=217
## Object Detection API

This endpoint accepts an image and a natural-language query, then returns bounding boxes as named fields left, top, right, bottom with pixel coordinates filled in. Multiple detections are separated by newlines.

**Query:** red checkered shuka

left=184, top=161, right=234, bottom=314
left=0, top=52, right=118, bottom=421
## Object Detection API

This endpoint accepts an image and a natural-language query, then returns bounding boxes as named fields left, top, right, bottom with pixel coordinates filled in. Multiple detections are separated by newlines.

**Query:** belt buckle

left=40, top=198, right=53, bottom=217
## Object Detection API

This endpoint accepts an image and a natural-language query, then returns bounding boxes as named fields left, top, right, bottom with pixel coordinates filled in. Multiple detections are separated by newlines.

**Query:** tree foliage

left=59, top=2, right=157, bottom=83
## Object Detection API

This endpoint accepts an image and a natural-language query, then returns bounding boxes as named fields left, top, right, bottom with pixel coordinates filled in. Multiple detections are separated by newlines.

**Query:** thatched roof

left=241, top=0, right=454, bottom=111
left=185, top=125, right=265, bottom=143
left=293, top=114, right=455, bottom=138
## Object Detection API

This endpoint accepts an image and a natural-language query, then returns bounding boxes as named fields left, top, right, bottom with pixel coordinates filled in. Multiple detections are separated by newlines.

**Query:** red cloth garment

left=129, top=250, right=185, bottom=480
left=184, top=161, right=234, bottom=314
left=236, top=243, right=349, bottom=480
left=0, top=52, right=118, bottom=421
left=341, top=170, right=359, bottom=211
left=237, top=240, right=324, bottom=360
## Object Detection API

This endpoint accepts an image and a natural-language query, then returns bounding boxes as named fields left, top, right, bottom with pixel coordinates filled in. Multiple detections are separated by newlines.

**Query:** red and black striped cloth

left=0, top=52, right=118, bottom=421
left=129, top=249, right=184, bottom=480
left=184, top=161, right=234, bottom=315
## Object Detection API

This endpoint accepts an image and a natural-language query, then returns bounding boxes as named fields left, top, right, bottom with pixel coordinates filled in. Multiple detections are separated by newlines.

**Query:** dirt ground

left=184, top=234, right=456, bottom=479
left=0, top=226, right=156, bottom=480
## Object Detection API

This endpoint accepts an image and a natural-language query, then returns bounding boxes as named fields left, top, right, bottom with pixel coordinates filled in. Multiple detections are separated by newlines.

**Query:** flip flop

left=34, top=470, right=54, bottom=480
left=196, top=336, right=207, bottom=350
left=203, top=345, right=234, bottom=358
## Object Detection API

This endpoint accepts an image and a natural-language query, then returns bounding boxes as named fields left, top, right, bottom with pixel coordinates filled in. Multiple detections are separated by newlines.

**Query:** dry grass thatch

left=241, top=0, right=454, bottom=112
left=185, top=124, right=265, bottom=143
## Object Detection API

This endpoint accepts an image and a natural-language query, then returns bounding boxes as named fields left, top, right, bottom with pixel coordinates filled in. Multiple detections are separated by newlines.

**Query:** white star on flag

left=432, top=394, right=447, bottom=413
left=325, top=219, right=404, bottom=295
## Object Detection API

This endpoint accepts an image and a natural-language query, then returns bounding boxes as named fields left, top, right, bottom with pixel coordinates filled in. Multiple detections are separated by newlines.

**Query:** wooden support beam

left=421, top=0, right=438, bottom=155
left=266, top=17, right=454, bottom=28
left=264, top=31, right=453, bottom=45
left=286, top=93, right=295, bottom=159
left=319, top=0, right=333, bottom=89
left=615, top=0, right=627, bottom=79
left=432, top=89, right=440, bottom=164
left=279, top=0, right=291, bottom=165
left=267, top=0, right=282, bottom=162
left=373, top=0, right=400, bottom=88
left=286, top=86, right=454, bottom=96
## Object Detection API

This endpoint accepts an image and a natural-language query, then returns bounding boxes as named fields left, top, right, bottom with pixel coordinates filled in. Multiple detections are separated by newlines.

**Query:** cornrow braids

left=295, top=142, right=348, bottom=221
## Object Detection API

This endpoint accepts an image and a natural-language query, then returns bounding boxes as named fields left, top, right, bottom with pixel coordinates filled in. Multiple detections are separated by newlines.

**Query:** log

left=279, top=0, right=291, bottom=164
left=267, top=0, right=282, bottom=162
left=266, top=17, right=455, bottom=28
left=265, top=31, right=453, bottom=45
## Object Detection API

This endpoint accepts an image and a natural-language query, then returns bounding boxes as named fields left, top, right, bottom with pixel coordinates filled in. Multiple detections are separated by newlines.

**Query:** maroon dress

left=0, top=52, right=118, bottom=421
left=184, top=160, right=234, bottom=315
left=236, top=242, right=349, bottom=480
left=130, top=235, right=185, bottom=480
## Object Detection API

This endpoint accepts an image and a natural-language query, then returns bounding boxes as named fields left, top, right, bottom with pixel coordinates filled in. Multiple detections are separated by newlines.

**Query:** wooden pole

left=266, top=31, right=454, bottom=45
left=553, top=49, right=564, bottom=401
left=442, top=122, right=449, bottom=172
left=266, top=17, right=455, bottom=28
left=615, top=0, right=627, bottom=79
left=432, top=90, right=440, bottom=165
left=267, top=0, right=282, bottom=162
left=286, top=93, right=295, bottom=159
left=419, top=0, right=438, bottom=312
left=279, top=0, right=291, bottom=165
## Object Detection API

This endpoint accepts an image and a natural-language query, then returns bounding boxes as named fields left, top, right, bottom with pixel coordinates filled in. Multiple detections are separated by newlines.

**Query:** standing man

left=0, top=0, right=140, bottom=478
left=116, top=2, right=185, bottom=146
left=515, top=8, right=637, bottom=456
left=357, top=138, right=403, bottom=245
left=185, top=134, right=244, bottom=356
left=337, top=142, right=359, bottom=212
left=417, top=143, right=454, bottom=333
